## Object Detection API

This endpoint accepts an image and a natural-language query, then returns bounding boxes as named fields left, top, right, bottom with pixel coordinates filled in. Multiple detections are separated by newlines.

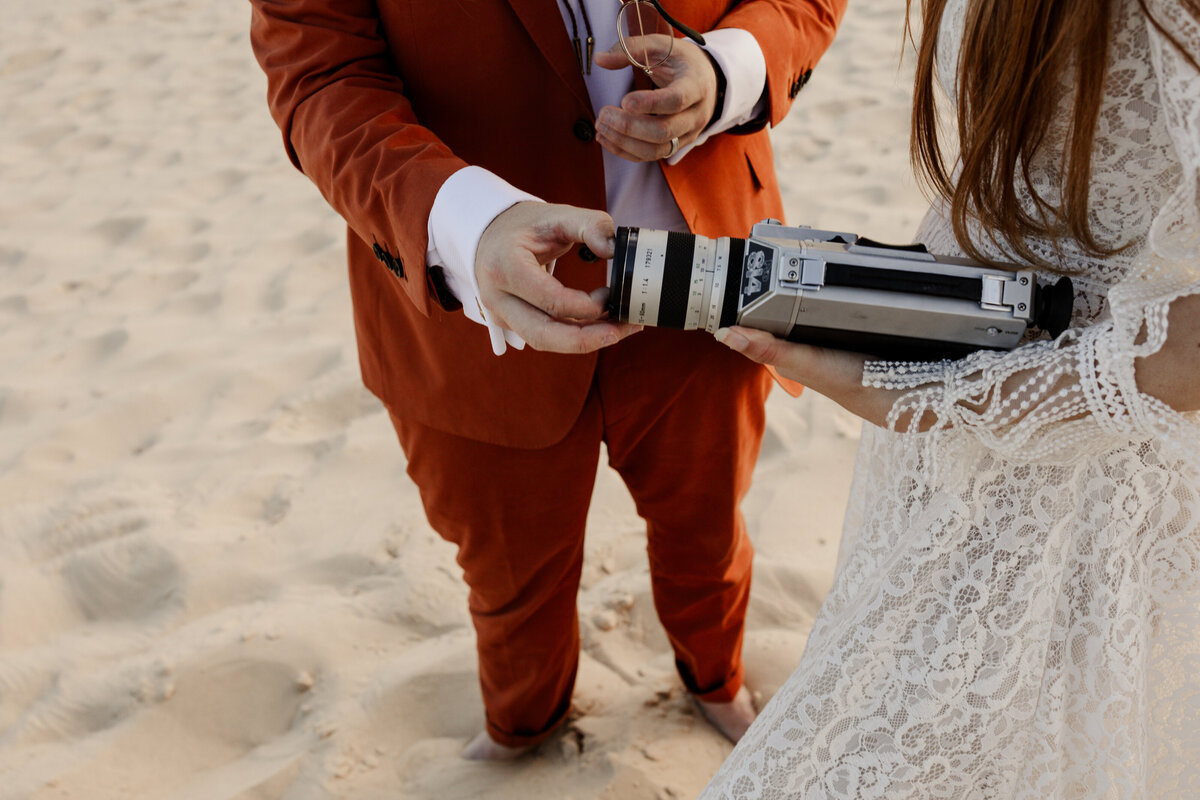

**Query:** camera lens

left=608, top=226, right=745, bottom=333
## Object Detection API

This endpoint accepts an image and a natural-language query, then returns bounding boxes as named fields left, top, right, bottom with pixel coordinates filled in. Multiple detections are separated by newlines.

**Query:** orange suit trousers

left=389, top=327, right=771, bottom=748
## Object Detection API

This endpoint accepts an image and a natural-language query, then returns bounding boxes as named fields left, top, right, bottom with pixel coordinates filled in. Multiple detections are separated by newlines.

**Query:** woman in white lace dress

left=705, top=0, right=1200, bottom=796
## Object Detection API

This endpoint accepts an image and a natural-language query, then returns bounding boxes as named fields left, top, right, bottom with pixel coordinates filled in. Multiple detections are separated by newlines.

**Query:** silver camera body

left=608, top=219, right=1074, bottom=361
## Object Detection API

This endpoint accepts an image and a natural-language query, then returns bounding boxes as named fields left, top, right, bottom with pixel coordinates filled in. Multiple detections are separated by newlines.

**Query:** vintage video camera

left=607, top=219, right=1074, bottom=361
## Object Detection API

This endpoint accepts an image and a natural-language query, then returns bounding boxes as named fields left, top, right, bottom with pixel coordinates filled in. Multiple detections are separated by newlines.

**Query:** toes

left=461, top=731, right=535, bottom=761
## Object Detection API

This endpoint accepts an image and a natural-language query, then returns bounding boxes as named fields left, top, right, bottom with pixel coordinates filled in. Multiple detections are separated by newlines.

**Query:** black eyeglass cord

left=559, top=0, right=594, bottom=74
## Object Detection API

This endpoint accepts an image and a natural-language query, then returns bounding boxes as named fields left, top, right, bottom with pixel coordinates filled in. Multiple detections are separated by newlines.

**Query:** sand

left=0, top=1, right=928, bottom=797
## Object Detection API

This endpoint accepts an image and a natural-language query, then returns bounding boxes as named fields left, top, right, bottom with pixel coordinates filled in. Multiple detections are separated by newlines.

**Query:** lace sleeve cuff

left=865, top=313, right=1199, bottom=467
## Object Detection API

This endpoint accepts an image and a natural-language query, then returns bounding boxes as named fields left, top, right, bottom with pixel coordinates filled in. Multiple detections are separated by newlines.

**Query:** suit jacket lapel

left=508, top=0, right=593, bottom=113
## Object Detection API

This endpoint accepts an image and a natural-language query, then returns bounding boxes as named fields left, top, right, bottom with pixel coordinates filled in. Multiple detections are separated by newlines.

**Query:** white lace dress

left=700, top=0, right=1200, bottom=797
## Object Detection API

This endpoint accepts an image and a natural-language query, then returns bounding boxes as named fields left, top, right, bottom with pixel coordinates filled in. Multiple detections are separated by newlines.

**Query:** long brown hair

left=907, top=0, right=1200, bottom=269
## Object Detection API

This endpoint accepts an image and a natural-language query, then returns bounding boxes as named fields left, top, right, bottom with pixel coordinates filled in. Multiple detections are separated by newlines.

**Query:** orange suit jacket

left=250, top=0, right=845, bottom=448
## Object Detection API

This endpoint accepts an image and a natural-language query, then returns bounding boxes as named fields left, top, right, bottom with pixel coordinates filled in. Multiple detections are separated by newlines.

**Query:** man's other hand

left=593, top=37, right=718, bottom=163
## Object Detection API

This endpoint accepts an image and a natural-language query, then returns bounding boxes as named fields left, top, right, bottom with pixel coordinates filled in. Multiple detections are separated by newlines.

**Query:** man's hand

left=593, top=36, right=718, bottom=162
left=475, top=202, right=642, bottom=353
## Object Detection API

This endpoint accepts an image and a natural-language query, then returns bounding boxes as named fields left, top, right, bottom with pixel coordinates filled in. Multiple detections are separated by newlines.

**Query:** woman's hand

left=719, top=290, right=1200, bottom=433
left=715, top=326, right=921, bottom=429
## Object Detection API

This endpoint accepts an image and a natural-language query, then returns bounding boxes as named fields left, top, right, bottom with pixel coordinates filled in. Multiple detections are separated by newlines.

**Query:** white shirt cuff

left=426, top=165, right=543, bottom=355
left=666, top=27, right=767, bottom=166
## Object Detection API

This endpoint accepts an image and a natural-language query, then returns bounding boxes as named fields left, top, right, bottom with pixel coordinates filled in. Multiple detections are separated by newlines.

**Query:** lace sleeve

left=864, top=3, right=1200, bottom=469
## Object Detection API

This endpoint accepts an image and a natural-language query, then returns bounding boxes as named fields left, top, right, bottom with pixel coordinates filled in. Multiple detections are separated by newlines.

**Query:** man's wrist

left=426, top=166, right=542, bottom=355
left=701, top=48, right=727, bottom=132
left=699, top=28, right=768, bottom=135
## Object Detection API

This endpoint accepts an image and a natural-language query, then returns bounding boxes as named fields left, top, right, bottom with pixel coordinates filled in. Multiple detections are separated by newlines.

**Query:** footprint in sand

left=755, top=420, right=790, bottom=461
left=186, top=167, right=249, bottom=201
left=3, top=646, right=315, bottom=799
left=60, top=533, right=181, bottom=623
left=15, top=493, right=181, bottom=626
left=23, top=496, right=153, bottom=564
left=745, top=560, right=827, bottom=628
left=0, top=246, right=26, bottom=268
left=267, top=380, right=382, bottom=444
left=159, top=650, right=312, bottom=750
left=0, top=295, right=27, bottom=315
left=83, top=328, right=129, bottom=362
left=90, top=215, right=146, bottom=247
left=71, top=132, right=112, bottom=152
left=358, top=642, right=481, bottom=754
left=3, top=661, right=154, bottom=746
left=0, top=47, right=63, bottom=77
left=18, top=123, right=77, bottom=149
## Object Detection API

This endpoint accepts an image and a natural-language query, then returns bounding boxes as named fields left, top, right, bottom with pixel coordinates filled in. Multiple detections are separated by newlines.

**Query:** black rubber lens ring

left=614, top=227, right=638, bottom=322
left=657, top=231, right=695, bottom=329
left=720, top=237, right=745, bottom=329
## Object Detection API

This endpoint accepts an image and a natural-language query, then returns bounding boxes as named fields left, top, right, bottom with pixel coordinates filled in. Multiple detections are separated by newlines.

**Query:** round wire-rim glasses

left=616, top=0, right=706, bottom=75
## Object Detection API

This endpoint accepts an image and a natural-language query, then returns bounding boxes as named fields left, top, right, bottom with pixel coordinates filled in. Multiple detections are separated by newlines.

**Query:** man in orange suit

left=250, top=0, right=844, bottom=759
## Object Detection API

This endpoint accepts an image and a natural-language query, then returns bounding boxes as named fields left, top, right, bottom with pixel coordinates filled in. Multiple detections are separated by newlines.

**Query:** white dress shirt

left=427, top=1, right=768, bottom=355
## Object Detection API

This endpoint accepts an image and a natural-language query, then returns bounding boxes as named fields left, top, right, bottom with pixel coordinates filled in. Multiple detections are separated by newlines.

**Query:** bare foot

left=461, top=730, right=535, bottom=761
left=693, top=685, right=757, bottom=743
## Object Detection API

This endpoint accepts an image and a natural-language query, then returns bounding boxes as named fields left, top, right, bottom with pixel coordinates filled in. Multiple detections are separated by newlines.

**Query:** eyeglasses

left=616, top=0, right=706, bottom=76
